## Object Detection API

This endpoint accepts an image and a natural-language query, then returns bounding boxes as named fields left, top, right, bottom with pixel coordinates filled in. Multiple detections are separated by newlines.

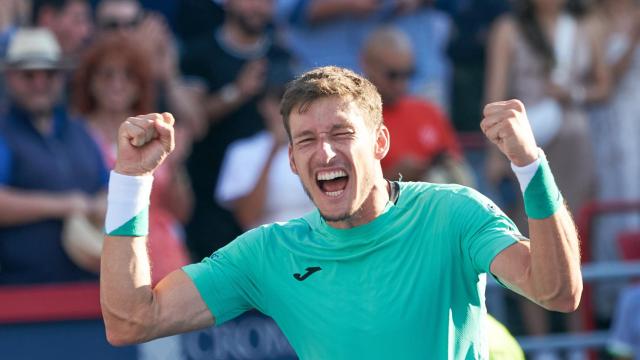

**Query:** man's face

left=5, top=69, right=64, bottom=116
left=44, top=1, right=93, bottom=56
left=363, top=48, right=415, bottom=106
left=96, top=1, right=142, bottom=36
left=288, top=97, right=389, bottom=223
left=225, top=0, right=274, bottom=36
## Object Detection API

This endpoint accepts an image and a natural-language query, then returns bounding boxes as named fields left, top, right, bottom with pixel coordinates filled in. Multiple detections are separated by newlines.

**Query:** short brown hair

left=280, top=66, right=382, bottom=139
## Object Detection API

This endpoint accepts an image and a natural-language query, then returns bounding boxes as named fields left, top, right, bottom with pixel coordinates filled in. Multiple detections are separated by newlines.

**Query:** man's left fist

left=481, top=99, right=539, bottom=166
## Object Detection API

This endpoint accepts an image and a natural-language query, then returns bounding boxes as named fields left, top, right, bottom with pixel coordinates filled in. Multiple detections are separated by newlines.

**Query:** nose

left=30, top=71, right=51, bottom=90
left=318, top=139, right=337, bottom=164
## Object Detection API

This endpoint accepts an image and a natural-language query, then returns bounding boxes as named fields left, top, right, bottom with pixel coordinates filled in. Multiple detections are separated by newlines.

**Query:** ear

left=374, top=124, right=390, bottom=160
left=288, top=143, right=299, bottom=175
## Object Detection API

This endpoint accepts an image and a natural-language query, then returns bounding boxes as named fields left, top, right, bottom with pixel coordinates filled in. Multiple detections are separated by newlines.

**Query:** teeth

left=316, top=170, right=347, bottom=181
left=325, top=190, right=343, bottom=197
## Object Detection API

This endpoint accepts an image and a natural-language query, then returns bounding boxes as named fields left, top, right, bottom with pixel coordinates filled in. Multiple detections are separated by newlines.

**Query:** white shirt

left=216, top=131, right=314, bottom=226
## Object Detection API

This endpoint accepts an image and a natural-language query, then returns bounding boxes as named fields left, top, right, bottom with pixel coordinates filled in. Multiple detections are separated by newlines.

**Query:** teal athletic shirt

left=183, top=182, right=520, bottom=359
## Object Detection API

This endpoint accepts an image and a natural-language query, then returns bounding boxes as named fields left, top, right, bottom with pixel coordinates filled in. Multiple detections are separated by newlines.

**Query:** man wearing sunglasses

left=0, top=28, right=108, bottom=284
left=362, top=26, right=472, bottom=185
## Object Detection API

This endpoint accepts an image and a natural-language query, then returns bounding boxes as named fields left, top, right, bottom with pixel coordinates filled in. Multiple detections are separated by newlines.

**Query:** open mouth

left=316, top=169, right=349, bottom=197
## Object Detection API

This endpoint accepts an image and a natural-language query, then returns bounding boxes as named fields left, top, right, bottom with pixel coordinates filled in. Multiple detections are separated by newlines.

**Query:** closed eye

left=334, top=131, right=355, bottom=139
left=295, top=137, right=314, bottom=146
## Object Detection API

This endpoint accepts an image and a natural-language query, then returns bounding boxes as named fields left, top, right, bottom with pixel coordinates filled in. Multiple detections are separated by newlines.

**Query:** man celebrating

left=100, top=66, right=581, bottom=358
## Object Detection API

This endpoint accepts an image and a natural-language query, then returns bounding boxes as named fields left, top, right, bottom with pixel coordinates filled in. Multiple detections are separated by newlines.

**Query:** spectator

left=216, top=80, right=314, bottom=230
left=95, top=0, right=203, bottom=137
left=608, top=285, right=640, bottom=360
left=0, top=28, right=108, bottom=284
left=72, top=35, right=192, bottom=283
left=31, top=0, right=93, bottom=61
left=442, top=0, right=510, bottom=132
left=485, top=0, right=609, bottom=237
left=180, top=0, right=292, bottom=260
left=0, top=0, right=32, bottom=112
left=587, top=0, right=640, bottom=321
left=361, top=27, right=472, bottom=186
left=484, top=1, right=610, bottom=357
left=278, top=0, right=452, bottom=108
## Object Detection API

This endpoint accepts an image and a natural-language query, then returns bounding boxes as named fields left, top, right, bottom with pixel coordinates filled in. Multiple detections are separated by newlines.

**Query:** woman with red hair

left=72, top=35, right=193, bottom=283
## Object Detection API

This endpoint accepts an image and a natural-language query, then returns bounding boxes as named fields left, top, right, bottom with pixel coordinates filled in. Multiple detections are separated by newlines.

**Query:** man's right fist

left=114, top=113, right=175, bottom=177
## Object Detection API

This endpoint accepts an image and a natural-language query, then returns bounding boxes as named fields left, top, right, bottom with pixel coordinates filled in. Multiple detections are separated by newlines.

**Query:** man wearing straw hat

left=0, top=28, right=108, bottom=284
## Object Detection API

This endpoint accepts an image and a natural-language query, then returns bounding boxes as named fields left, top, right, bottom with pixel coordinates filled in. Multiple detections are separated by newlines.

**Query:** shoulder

left=402, top=97, right=445, bottom=116
left=400, top=182, right=500, bottom=213
left=258, top=216, right=314, bottom=240
left=226, top=131, right=272, bottom=159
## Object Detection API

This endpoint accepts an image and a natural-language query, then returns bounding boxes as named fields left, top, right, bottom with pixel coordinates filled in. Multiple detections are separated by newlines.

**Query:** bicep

left=489, top=240, right=534, bottom=299
left=151, top=270, right=215, bottom=338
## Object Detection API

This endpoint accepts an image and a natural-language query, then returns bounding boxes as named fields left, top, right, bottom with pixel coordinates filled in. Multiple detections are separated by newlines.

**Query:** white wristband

left=510, top=149, right=543, bottom=193
left=105, top=171, right=153, bottom=235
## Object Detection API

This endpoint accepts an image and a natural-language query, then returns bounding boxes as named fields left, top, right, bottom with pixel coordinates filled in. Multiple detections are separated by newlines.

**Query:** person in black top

left=180, top=0, right=292, bottom=260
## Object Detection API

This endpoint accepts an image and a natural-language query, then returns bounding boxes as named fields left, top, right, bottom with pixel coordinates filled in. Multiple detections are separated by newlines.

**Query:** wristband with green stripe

left=107, top=207, right=149, bottom=237
left=519, top=153, right=563, bottom=219
left=105, top=171, right=153, bottom=237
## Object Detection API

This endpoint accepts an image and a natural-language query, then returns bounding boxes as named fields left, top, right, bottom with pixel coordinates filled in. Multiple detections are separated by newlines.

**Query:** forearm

left=527, top=205, right=582, bottom=311
left=513, top=152, right=582, bottom=311
left=204, top=86, right=247, bottom=123
left=100, top=235, right=157, bottom=345
left=162, top=79, right=204, bottom=135
left=0, top=188, right=71, bottom=225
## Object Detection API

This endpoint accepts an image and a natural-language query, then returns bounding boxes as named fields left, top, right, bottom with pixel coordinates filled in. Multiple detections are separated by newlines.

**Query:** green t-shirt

left=183, top=182, right=520, bottom=359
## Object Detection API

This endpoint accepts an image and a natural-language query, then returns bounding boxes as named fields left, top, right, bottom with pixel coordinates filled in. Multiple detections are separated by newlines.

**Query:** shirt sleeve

left=457, top=187, right=520, bottom=275
left=0, top=135, right=12, bottom=185
left=182, top=227, right=265, bottom=325
left=608, top=286, right=640, bottom=358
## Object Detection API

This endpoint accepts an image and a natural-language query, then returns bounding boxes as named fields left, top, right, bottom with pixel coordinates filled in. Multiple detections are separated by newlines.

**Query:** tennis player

left=100, top=66, right=581, bottom=359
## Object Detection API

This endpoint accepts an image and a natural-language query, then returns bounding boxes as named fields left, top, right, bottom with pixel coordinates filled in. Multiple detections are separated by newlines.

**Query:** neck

left=327, top=176, right=391, bottom=229
left=32, top=113, right=53, bottom=135
left=13, top=104, right=54, bottom=135
left=221, top=21, right=263, bottom=48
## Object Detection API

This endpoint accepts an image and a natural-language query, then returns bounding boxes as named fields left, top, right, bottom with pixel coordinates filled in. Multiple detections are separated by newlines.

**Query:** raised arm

left=100, top=113, right=213, bottom=346
left=481, top=100, right=582, bottom=312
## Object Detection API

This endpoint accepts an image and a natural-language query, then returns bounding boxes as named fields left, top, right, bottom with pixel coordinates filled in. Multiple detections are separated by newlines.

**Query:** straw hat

left=2, top=28, right=69, bottom=70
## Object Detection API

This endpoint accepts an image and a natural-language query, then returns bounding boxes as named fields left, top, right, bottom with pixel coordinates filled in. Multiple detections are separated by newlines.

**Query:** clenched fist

left=481, top=99, right=539, bottom=167
left=114, top=113, right=175, bottom=177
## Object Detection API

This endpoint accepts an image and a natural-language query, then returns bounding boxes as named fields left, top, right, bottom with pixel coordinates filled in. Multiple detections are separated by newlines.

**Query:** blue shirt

left=0, top=105, right=108, bottom=284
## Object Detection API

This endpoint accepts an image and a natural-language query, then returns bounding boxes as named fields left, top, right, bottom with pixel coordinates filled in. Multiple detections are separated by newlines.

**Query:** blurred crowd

left=0, top=0, right=639, bottom=359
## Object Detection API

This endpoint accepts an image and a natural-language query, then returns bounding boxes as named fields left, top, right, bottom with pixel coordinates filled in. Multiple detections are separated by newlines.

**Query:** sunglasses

left=384, top=67, right=416, bottom=81
left=99, top=14, right=143, bottom=31
left=17, top=69, right=61, bottom=80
